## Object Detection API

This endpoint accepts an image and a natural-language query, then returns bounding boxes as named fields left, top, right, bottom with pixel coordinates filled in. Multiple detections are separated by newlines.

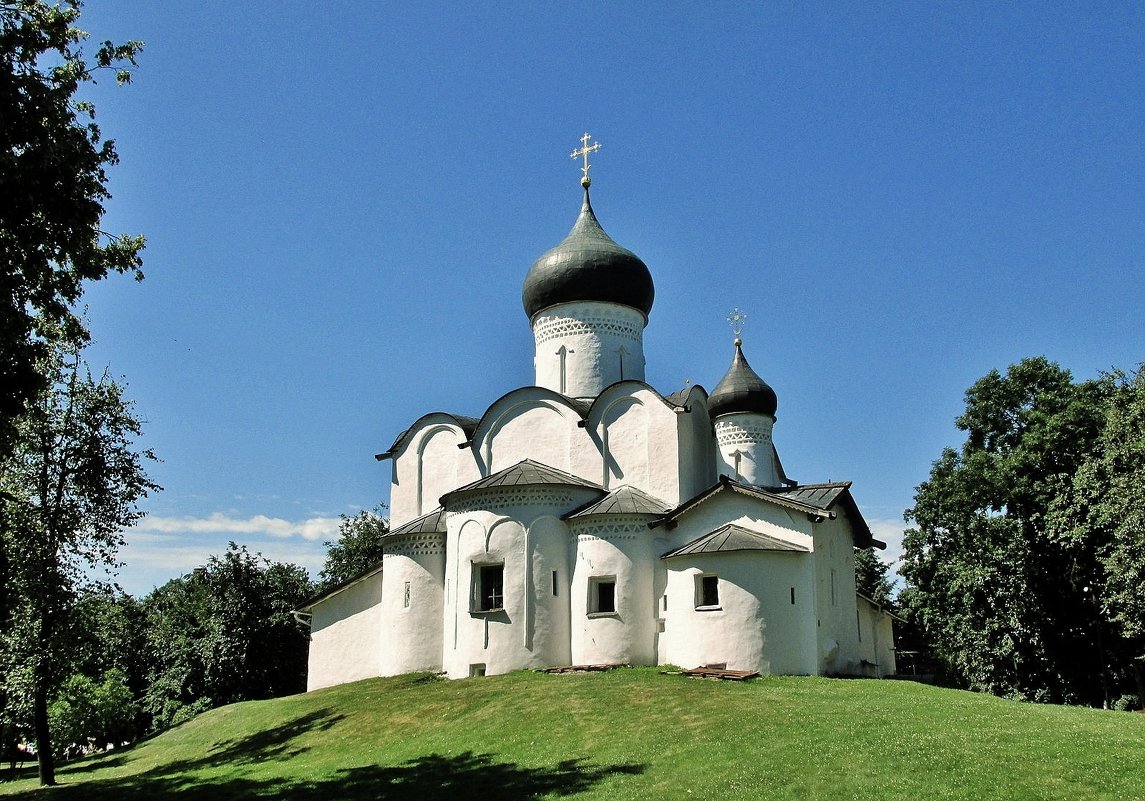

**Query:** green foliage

left=2, top=669, right=1144, bottom=800
left=318, top=507, right=388, bottom=590
left=0, top=0, right=144, bottom=456
left=1049, top=366, right=1145, bottom=706
left=47, top=669, right=135, bottom=756
left=854, top=546, right=895, bottom=609
left=0, top=344, right=158, bottom=783
left=901, top=356, right=1140, bottom=706
left=141, top=544, right=314, bottom=731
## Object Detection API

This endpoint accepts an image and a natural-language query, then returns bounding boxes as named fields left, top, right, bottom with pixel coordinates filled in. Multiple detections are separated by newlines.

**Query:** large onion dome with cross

left=522, top=134, right=654, bottom=322
left=524, top=134, right=655, bottom=399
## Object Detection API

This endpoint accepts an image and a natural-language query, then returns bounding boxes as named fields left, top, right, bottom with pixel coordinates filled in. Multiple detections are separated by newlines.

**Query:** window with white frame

left=472, top=563, right=504, bottom=611
left=588, top=576, right=617, bottom=615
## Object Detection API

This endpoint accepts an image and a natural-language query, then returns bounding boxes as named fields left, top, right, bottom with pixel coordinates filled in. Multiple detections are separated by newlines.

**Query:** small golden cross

left=570, top=132, right=601, bottom=187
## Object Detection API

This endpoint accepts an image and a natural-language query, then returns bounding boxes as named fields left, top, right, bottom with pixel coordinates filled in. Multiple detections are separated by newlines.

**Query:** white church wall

left=478, top=396, right=585, bottom=476
left=856, top=595, right=898, bottom=678
left=442, top=486, right=597, bottom=679
left=531, top=302, right=646, bottom=398
left=714, top=412, right=780, bottom=488
left=659, top=554, right=815, bottom=674
left=306, top=571, right=384, bottom=691
left=676, top=388, right=717, bottom=503
left=526, top=515, right=572, bottom=667
left=378, top=536, right=446, bottom=676
left=389, top=418, right=478, bottom=525
left=592, top=385, right=689, bottom=504
left=569, top=518, right=657, bottom=666
left=812, top=512, right=862, bottom=675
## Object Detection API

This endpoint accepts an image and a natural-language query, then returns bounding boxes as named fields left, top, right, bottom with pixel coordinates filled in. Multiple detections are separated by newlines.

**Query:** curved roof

left=707, top=341, right=778, bottom=419
left=375, top=412, right=479, bottom=461
left=522, top=188, right=654, bottom=320
left=440, top=458, right=602, bottom=506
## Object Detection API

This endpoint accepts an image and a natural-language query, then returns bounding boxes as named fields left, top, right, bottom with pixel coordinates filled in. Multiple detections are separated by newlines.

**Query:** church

left=301, top=137, right=897, bottom=690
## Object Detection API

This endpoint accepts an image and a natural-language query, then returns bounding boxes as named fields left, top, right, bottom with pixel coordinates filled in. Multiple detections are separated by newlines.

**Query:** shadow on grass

left=43, top=750, right=645, bottom=800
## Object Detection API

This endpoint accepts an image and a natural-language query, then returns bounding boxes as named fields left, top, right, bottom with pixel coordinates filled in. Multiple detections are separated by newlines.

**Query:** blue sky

left=73, top=2, right=1144, bottom=595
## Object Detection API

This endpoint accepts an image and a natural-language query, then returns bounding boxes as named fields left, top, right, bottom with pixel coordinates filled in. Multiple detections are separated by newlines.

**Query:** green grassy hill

left=2, top=669, right=1143, bottom=800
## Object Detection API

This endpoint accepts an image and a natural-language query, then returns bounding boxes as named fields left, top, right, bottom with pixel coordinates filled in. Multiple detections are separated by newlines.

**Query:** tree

left=854, top=547, right=895, bottom=609
left=0, top=345, right=158, bottom=785
left=142, top=544, right=313, bottom=731
left=1050, top=366, right=1145, bottom=708
left=1, top=0, right=144, bottom=457
left=47, top=668, right=134, bottom=758
left=901, top=357, right=1112, bottom=704
left=319, top=507, right=388, bottom=590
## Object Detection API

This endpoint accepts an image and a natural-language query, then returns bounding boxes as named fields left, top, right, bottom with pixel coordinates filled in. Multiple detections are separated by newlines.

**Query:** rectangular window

left=830, top=568, right=838, bottom=607
left=403, top=581, right=411, bottom=608
left=589, top=577, right=617, bottom=615
left=473, top=563, right=504, bottom=611
left=552, top=570, right=559, bottom=596
left=469, top=663, right=486, bottom=678
left=790, top=586, right=796, bottom=605
left=857, top=609, right=862, bottom=641
left=696, top=574, right=720, bottom=609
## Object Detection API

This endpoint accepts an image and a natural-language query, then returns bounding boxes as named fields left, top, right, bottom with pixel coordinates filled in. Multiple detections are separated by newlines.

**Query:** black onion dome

left=707, top=341, right=778, bottom=418
left=523, top=189, right=654, bottom=320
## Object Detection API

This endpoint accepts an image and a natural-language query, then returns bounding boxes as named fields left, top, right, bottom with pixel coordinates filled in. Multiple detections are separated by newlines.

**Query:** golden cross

left=570, top=132, right=601, bottom=187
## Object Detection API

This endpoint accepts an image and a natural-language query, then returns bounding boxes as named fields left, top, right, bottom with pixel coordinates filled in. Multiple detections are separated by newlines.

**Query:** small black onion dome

left=523, top=189, right=654, bottom=320
left=707, top=340, right=778, bottom=418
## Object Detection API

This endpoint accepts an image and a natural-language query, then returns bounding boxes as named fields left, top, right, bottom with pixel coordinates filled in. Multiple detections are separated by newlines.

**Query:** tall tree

left=1050, top=366, right=1145, bottom=708
left=0, top=0, right=144, bottom=456
left=0, top=345, right=158, bottom=785
left=319, top=507, right=389, bottom=590
left=142, top=544, right=313, bottom=731
left=901, top=357, right=1111, bottom=704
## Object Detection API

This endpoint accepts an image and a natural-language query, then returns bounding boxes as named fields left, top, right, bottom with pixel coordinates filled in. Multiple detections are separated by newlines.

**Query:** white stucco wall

left=378, top=535, right=446, bottom=676
left=659, top=552, right=815, bottom=674
left=531, top=302, right=647, bottom=398
left=590, top=385, right=686, bottom=503
left=569, top=517, right=658, bottom=666
left=857, top=595, right=898, bottom=677
left=389, top=418, right=479, bottom=526
left=812, top=512, right=862, bottom=675
left=715, top=412, right=780, bottom=488
left=306, top=571, right=384, bottom=691
left=442, top=486, right=597, bottom=678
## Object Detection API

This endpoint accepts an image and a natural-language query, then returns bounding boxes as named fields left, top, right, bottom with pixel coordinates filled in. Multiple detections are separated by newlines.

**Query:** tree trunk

left=33, top=679, right=55, bottom=786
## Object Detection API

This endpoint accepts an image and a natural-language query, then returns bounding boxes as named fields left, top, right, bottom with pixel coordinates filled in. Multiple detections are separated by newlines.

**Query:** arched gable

left=388, top=414, right=479, bottom=525
left=471, top=387, right=594, bottom=477
left=586, top=381, right=694, bottom=505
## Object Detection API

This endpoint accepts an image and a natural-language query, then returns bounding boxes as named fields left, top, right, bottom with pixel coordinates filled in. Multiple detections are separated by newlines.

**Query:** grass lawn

left=1, top=668, right=1143, bottom=800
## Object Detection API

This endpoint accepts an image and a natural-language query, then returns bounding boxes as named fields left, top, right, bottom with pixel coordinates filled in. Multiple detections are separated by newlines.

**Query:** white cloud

left=133, top=512, right=340, bottom=541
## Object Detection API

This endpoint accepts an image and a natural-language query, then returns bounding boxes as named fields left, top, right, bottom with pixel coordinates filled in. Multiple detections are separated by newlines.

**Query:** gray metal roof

left=443, top=459, right=603, bottom=502
left=661, top=523, right=810, bottom=559
left=386, top=507, right=446, bottom=538
left=564, top=485, right=672, bottom=519
left=774, top=482, right=851, bottom=510
left=522, top=188, right=654, bottom=320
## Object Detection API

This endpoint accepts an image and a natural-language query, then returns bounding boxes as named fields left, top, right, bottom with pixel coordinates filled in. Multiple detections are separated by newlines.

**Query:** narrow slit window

left=403, top=581, right=411, bottom=608
left=790, top=586, right=796, bottom=605
left=552, top=570, right=559, bottom=596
